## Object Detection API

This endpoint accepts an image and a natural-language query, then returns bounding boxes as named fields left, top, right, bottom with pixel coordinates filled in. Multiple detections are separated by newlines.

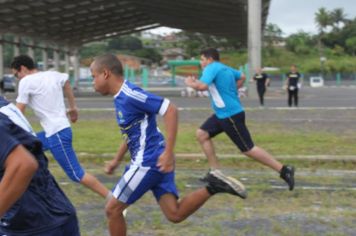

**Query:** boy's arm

left=105, top=141, right=128, bottom=175
left=185, top=76, right=208, bottom=91
left=237, top=73, right=246, bottom=89
left=0, top=145, right=38, bottom=217
left=16, top=103, right=26, bottom=113
left=157, top=103, right=178, bottom=173
left=63, top=80, right=78, bottom=123
left=266, top=77, right=271, bottom=87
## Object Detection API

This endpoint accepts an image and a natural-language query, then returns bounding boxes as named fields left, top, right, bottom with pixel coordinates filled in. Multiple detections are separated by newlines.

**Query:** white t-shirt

left=16, top=71, right=70, bottom=137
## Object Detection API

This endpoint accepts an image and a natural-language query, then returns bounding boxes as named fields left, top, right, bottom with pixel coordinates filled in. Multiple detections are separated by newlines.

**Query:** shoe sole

left=288, top=167, right=295, bottom=191
left=211, top=170, right=247, bottom=199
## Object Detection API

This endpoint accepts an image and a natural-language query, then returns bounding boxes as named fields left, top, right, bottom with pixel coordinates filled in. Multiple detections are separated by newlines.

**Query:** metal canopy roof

left=0, top=0, right=270, bottom=47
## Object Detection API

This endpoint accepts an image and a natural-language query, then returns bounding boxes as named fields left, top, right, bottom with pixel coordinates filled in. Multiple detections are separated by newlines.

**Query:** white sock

left=105, top=191, right=113, bottom=202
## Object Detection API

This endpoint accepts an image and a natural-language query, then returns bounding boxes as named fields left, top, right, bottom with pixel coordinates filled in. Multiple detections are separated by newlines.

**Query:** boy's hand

left=184, top=76, right=196, bottom=87
left=156, top=151, right=175, bottom=173
left=105, top=159, right=120, bottom=175
left=67, top=108, right=78, bottom=123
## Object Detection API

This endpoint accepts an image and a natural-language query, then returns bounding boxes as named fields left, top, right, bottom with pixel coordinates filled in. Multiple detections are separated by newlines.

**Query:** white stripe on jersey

left=132, top=115, right=148, bottom=166
left=122, top=83, right=147, bottom=103
left=208, top=84, right=225, bottom=108
left=0, top=103, right=36, bottom=135
left=159, top=98, right=170, bottom=116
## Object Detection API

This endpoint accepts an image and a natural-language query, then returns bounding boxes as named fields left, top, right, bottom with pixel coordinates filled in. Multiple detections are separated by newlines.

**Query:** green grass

left=57, top=159, right=355, bottom=236
left=54, top=120, right=356, bottom=156
left=32, top=109, right=355, bottom=236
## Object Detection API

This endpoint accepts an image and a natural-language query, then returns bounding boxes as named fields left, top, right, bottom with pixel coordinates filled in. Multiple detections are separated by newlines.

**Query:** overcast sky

left=267, top=0, right=356, bottom=35
left=148, top=0, right=356, bottom=36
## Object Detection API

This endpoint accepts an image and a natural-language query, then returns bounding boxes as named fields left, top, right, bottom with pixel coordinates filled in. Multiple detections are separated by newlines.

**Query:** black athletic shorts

left=200, top=112, right=254, bottom=152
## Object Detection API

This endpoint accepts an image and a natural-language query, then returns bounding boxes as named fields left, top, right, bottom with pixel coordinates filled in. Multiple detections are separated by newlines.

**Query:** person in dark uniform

left=253, top=68, right=270, bottom=106
left=286, top=65, right=301, bottom=107
left=0, top=96, right=80, bottom=236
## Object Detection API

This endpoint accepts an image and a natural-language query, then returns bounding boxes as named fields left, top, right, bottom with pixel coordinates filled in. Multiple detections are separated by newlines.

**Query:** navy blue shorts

left=200, top=112, right=254, bottom=152
left=0, top=214, right=80, bottom=236
left=36, top=215, right=80, bottom=236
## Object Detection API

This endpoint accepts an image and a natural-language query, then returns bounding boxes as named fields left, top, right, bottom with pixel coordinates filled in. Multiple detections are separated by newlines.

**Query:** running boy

left=11, top=55, right=109, bottom=199
left=90, top=54, right=247, bottom=236
left=184, top=48, right=295, bottom=191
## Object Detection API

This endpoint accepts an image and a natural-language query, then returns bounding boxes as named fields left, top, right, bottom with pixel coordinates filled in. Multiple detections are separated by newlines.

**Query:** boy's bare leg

left=243, top=146, right=283, bottom=172
left=196, top=129, right=220, bottom=169
left=80, top=173, right=109, bottom=198
left=159, top=190, right=211, bottom=223
left=105, top=198, right=128, bottom=236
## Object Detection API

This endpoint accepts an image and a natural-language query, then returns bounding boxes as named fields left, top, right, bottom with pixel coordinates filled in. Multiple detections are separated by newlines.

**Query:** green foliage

left=219, top=51, right=247, bottom=68
left=315, top=7, right=332, bottom=33
left=346, top=36, right=356, bottom=55
left=176, top=31, right=243, bottom=58
left=107, top=36, right=143, bottom=51
left=68, top=118, right=356, bottom=156
left=220, top=46, right=356, bottom=74
left=133, top=48, right=162, bottom=63
left=80, top=42, right=108, bottom=59
left=285, top=31, right=315, bottom=54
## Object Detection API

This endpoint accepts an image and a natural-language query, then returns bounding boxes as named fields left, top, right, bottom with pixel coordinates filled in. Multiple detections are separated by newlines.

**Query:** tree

left=176, top=30, right=242, bottom=58
left=346, top=36, right=356, bottom=56
left=330, top=8, right=346, bottom=31
left=320, top=14, right=356, bottom=56
left=80, top=42, right=107, bottom=59
left=315, top=7, right=332, bottom=65
left=315, top=7, right=331, bottom=34
left=285, top=31, right=314, bottom=54
left=263, top=23, right=283, bottom=56
left=107, top=36, right=143, bottom=51
left=264, top=23, right=283, bottom=43
left=133, top=48, right=162, bottom=64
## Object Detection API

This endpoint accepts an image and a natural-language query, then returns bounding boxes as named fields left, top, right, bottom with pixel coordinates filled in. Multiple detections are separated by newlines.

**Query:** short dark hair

left=93, top=54, right=123, bottom=76
left=11, top=55, right=36, bottom=70
left=200, top=48, right=220, bottom=61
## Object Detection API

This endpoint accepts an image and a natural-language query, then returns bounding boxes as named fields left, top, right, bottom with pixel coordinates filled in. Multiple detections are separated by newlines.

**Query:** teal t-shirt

left=200, top=62, right=244, bottom=118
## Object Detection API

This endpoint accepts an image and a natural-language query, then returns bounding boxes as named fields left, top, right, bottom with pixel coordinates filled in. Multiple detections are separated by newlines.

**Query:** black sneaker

left=199, top=170, right=210, bottom=183
left=205, top=170, right=247, bottom=199
left=280, top=165, right=295, bottom=191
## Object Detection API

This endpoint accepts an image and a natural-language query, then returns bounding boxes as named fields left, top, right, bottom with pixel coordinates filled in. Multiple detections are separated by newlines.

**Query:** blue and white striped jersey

left=113, top=80, right=170, bottom=167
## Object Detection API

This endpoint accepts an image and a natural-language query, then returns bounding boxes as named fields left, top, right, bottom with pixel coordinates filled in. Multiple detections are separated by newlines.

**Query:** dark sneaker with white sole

left=205, top=169, right=247, bottom=199
left=280, top=165, right=295, bottom=191
left=199, top=170, right=210, bottom=183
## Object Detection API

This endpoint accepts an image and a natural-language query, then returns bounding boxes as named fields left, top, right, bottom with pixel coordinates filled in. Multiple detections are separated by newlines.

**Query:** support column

left=53, top=48, right=60, bottom=71
left=64, top=48, right=72, bottom=86
left=248, top=0, right=262, bottom=97
left=0, top=35, right=4, bottom=79
left=64, top=48, right=70, bottom=75
left=28, top=39, right=35, bottom=59
left=73, top=48, right=80, bottom=90
left=42, top=44, right=48, bottom=70
left=14, top=36, right=20, bottom=56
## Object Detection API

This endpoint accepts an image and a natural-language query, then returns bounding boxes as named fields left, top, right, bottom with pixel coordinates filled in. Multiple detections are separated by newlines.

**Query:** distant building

left=141, top=31, right=161, bottom=40
left=263, top=35, right=286, bottom=47
left=117, top=54, right=150, bottom=70
left=161, top=48, right=185, bottom=62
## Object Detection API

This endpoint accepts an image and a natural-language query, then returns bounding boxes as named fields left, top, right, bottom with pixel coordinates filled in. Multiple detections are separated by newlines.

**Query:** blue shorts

left=37, top=128, right=85, bottom=182
left=112, top=165, right=179, bottom=204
